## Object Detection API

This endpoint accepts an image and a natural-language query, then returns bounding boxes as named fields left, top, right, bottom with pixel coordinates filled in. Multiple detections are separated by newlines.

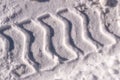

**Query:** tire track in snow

left=55, top=8, right=84, bottom=62
left=33, top=14, right=68, bottom=63
left=0, top=6, right=118, bottom=79
left=55, top=9, right=85, bottom=54
left=71, top=7, right=100, bottom=53
left=32, top=14, right=61, bottom=71
left=37, top=12, right=83, bottom=63
left=95, top=8, right=116, bottom=48
left=58, top=8, right=101, bottom=54
left=12, top=20, right=39, bottom=78
left=0, top=25, right=13, bottom=59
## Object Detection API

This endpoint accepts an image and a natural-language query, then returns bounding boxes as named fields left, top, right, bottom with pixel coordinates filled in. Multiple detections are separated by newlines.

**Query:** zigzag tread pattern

left=0, top=6, right=119, bottom=79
